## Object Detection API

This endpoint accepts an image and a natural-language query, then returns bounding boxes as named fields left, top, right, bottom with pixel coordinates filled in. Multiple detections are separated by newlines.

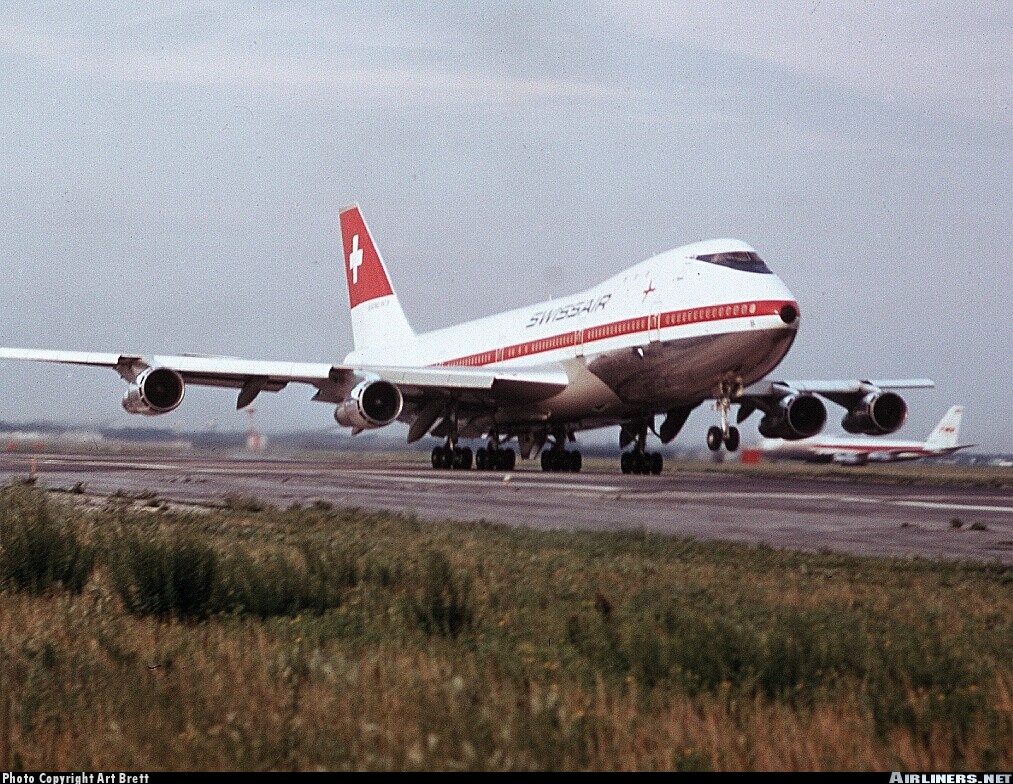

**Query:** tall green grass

left=111, top=533, right=219, bottom=619
left=0, top=483, right=93, bottom=594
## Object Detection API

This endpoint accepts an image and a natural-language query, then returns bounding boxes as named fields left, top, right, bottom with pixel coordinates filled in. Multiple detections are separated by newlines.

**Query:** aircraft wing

left=0, top=347, right=566, bottom=413
left=741, top=379, right=935, bottom=398
left=734, top=378, right=935, bottom=438
left=737, top=378, right=934, bottom=417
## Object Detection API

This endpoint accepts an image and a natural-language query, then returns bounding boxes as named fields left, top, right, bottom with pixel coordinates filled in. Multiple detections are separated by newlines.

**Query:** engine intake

left=122, top=367, right=186, bottom=416
left=841, top=391, right=907, bottom=435
left=334, top=379, right=403, bottom=429
left=758, top=393, right=827, bottom=440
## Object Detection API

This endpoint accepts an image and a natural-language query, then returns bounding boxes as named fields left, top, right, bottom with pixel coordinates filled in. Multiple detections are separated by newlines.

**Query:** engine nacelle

left=758, top=393, right=827, bottom=440
left=121, top=367, right=186, bottom=416
left=841, top=391, right=907, bottom=435
left=333, top=378, right=403, bottom=429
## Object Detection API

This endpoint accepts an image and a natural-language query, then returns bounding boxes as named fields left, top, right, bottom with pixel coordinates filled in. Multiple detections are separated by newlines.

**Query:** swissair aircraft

left=760, top=405, right=973, bottom=465
left=0, top=205, right=934, bottom=474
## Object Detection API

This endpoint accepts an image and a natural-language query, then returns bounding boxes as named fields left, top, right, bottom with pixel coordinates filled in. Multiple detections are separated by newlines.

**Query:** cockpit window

left=695, top=251, right=771, bottom=274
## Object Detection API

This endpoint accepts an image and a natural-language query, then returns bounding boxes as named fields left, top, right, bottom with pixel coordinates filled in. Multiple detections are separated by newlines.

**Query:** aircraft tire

left=620, top=452, right=632, bottom=474
left=724, top=427, right=740, bottom=452
left=476, top=447, right=488, bottom=470
left=706, top=426, right=723, bottom=451
left=650, top=452, right=663, bottom=475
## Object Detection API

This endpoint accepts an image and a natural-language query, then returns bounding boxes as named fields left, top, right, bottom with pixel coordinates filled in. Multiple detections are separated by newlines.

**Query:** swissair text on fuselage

left=526, top=294, right=611, bottom=329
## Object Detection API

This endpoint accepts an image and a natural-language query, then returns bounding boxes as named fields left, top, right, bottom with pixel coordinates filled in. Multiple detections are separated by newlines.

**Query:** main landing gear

left=431, top=442, right=473, bottom=470
left=707, top=382, right=740, bottom=452
left=620, top=450, right=663, bottom=475
left=432, top=436, right=516, bottom=471
left=476, top=441, right=516, bottom=471
left=540, top=427, right=582, bottom=472
left=619, top=420, right=663, bottom=475
left=540, top=446, right=582, bottom=472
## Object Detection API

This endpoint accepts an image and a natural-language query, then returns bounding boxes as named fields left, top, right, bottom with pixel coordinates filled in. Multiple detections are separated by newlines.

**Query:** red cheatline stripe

left=436, top=299, right=795, bottom=368
left=817, top=445, right=924, bottom=454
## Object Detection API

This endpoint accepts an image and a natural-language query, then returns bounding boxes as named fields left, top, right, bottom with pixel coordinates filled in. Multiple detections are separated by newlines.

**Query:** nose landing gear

left=707, top=381, right=741, bottom=452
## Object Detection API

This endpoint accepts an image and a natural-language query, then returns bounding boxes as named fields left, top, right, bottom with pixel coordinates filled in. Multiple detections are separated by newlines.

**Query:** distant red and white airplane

left=760, top=405, right=972, bottom=465
left=0, top=205, right=934, bottom=474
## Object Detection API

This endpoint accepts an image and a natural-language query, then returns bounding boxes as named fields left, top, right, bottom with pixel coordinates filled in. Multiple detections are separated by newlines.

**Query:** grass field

left=0, top=481, right=1009, bottom=771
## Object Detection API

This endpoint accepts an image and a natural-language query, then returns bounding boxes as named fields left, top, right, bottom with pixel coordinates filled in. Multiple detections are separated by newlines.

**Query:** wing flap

left=364, top=365, right=567, bottom=403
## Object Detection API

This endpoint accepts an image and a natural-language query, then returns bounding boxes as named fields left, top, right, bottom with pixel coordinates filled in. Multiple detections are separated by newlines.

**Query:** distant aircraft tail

left=925, top=405, right=964, bottom=449
left=339, top=205, right=416, bottom=352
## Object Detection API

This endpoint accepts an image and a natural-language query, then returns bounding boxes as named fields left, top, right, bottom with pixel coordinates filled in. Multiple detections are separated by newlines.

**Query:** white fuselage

left=346, top=239, right=800, bottom=429
left=761, top=436, right=960, bottom=464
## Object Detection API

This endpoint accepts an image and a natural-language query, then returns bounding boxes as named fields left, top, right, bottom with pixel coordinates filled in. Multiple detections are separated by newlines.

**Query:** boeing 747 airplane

left=0, top=205, right=933, bottom=474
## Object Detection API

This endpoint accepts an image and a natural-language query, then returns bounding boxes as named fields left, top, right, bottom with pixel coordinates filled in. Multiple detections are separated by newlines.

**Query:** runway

left=2, top=451, right=1011, bottom=563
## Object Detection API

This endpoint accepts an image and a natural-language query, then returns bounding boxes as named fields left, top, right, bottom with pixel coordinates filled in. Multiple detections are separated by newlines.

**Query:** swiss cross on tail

left=339, top=205, right=395, bottom=309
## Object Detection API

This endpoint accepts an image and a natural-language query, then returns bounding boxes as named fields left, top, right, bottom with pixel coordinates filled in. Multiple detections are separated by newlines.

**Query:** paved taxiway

left=1, top=452, right=1011, bottom=563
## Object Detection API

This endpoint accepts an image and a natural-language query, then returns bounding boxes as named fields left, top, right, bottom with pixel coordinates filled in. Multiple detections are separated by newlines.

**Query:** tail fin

left=925, top=405, right=964, bottom=449
left=339, top=204, right=415, bottom=352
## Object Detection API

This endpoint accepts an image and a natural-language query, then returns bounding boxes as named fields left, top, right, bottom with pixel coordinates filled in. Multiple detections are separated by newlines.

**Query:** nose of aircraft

left=759, top=271, right=800, bottom=330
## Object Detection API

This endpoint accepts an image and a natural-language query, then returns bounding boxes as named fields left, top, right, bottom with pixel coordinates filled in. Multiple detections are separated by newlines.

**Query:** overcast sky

left=0, top=2, right=1010, bottom=450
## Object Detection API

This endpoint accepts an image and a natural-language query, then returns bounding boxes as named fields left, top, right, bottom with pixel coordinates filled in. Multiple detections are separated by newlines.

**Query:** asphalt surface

left=2, top=451, right=1011, bottom=563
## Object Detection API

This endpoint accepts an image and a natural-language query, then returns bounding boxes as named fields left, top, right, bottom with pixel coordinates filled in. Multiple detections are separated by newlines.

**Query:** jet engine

left=121, top=367, right=186, bottom=416
left=841, top=391, right=907, bottom=435
left=334, top=378, right=403, bottom=429
left=758, top=393, right=827, bottom=440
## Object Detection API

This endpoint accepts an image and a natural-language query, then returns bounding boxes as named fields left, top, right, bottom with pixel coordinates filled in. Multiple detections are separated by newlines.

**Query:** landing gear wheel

left=433, top=445, right=454, bottom=470
left=542, top=448, right=582, bottom=472
left=706, top=426, right=723, bottom=452
left=500, top=448, right=516, bottom=470
left=475, top=447, right=488, bottom=470
left=620, top=450, right=663, bottom=475
left=724, top=426, right=740, bottom=452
